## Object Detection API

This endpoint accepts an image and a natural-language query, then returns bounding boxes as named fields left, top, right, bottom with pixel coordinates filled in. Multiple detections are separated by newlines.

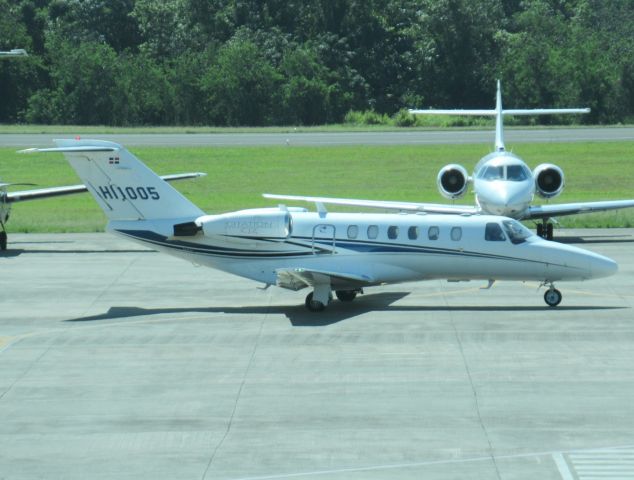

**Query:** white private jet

left=267, top=81, right=634, bottom=240
left=21, top=139, right=617, bottom=312
left=1, top=171, right=204, bottom=250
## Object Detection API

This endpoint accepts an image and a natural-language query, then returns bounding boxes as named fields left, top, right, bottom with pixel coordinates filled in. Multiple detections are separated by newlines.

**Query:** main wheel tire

left=546, top=223, right=554, bottom=241
left=537, top=223, right=544, bottom=238
left=305, top=292, right=326, bottom=312
left=0, top=231, right=7, bottom=251
left=335, top=290, right=357, bottom=302
left=544, top=288, right=562, bottom=307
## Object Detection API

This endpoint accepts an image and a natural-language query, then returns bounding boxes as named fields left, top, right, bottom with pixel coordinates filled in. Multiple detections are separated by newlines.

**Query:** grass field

left=2, top=141, right=634, bottom=233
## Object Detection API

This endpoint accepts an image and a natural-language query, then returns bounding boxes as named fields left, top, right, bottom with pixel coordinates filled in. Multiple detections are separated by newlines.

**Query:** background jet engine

left=174, top=208, right=292, bottom=238
left=533, top=163, right=565, bottom=199
left=437, top=164, right=470, bottom=199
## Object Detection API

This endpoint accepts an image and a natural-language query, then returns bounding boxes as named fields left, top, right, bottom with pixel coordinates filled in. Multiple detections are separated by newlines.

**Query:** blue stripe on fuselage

left=115, top=229, right=556, bottom=267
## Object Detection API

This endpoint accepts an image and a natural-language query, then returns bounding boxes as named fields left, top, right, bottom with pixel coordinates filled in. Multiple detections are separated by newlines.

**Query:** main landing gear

left=0, top=221, right=7, bottom=251
left=543, top=284, right=562, bottom=307
left=304, top=289, right=363, bottom=312
left=536, top=220, right=554, bottom=240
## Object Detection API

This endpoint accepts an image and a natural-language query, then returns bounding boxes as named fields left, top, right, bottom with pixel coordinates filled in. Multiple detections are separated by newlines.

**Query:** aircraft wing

left=4, top=173, right=206, bottom=203
left=263, top=193, right=479, bottom=215
left=276, top=267, right=374, bottom=291
left=526, top=200, right=634, bottom=219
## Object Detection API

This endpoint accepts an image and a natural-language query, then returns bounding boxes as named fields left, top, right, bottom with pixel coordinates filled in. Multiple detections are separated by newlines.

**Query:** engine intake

left=533, top=163, right=564, bottom=199
left=437, top=164, right=469, bottom=199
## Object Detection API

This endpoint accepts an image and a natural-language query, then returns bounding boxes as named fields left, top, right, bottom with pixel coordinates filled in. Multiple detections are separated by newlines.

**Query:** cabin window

left=367, top=225, right=379, bottom=239
left=408, top=226, right=419, bottom=240
left=428, top=226, right=439, bottom=240
left=347, top=225, right=359, bottom=239
left=387, top=226, right=399, bottom=239
left=450, top=227, right=462, bottom=241
left=485, top=222, right=506, bottom=241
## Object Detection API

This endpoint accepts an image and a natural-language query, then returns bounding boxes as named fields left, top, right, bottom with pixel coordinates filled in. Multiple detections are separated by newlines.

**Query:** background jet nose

left=589, top=254, right=618, bottom=279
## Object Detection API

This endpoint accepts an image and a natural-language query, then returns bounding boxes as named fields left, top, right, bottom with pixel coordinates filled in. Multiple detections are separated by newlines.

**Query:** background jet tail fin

left=410, top=80, right=589, bottom=153
left=495, top=79, right=505, bottom=151
left=21, top=139, right=205, bottom=221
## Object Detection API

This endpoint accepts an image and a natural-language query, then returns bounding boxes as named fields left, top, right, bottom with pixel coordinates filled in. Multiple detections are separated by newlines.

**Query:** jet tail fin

left=494, top=79, right=505, bottom=151
left=20, top=139, right=205, bottom=221
left=409, top=80, right=589, bottom=152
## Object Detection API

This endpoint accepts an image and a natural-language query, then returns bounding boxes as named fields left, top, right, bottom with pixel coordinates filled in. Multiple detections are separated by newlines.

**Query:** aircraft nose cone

left=589, top=254, right=618, bottom=279
left=499, top=183, right=531, bottom=206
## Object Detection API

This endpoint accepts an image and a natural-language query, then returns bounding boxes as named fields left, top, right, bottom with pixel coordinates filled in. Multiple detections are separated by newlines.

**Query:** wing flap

left=276, top=268, right=374, bottom=291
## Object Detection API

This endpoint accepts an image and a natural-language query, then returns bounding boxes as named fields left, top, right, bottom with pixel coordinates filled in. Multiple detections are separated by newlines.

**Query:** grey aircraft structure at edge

left=21, top=139, right=617, bottom=312
left=266, top=81, right=634, bottom=240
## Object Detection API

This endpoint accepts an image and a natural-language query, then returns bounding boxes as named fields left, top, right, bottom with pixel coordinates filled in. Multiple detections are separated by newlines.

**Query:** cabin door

left=312, top=224, right=336, bottom=254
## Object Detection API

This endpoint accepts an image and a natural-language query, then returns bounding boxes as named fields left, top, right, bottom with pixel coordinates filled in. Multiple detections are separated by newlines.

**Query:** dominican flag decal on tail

left=109, top=156, right=120, bottom=165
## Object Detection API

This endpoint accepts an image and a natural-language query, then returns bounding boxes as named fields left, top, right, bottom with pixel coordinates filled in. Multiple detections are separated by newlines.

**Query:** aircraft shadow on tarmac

left=1, top=248, right=153, bottom=257
left=64, top=292, right=625, bottom=327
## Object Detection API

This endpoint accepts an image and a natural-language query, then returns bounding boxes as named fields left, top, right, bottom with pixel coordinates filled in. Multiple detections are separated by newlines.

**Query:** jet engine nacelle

left=174, top=209, right=292, bottom=238
left=533, top=163, right=565, bottom=199
left=437, top=164, right=470, bottom=199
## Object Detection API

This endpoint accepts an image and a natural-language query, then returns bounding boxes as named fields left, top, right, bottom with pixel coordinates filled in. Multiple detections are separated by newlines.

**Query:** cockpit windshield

left=507, top=164, right=529, bottom=181
left=478, top=164, right=530, bottom=182
left=502, top=219, right=533, bottom=245
left=481, top=165, right=504, bottom=180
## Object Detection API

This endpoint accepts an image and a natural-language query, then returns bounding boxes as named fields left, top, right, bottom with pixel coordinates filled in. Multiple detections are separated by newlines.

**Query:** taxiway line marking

left=553, top=453, right=575, bottom=480
left=228, top=445, right=634, bottom=480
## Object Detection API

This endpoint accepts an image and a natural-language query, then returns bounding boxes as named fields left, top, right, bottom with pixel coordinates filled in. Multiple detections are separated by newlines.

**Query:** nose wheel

left=544, top=286, right=562, bottom=307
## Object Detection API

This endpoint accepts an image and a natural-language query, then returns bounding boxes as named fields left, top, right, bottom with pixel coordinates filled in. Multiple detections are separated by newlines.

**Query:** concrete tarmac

left=1, top=231, right=634, bottom=480
left=2, top=127, right=634, bottom=147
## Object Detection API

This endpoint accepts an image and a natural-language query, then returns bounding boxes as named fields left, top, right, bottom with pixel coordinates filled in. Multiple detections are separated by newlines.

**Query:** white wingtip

left=17, top=148, right=40, bottom=154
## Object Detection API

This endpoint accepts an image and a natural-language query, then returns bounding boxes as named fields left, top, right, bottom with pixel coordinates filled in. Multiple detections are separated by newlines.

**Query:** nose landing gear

left=543, top=285, right=562, bottom=307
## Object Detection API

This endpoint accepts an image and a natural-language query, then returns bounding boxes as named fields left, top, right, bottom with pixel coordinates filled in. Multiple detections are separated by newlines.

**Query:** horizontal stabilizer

left=19, top=146, right=118, bottom=154
left=408, top=108, right=590, bottom=116
left=6, top=173, right=206, bottom=203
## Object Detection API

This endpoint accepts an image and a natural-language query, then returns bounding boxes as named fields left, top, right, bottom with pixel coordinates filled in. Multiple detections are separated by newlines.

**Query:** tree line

left=1, top=0, right=632, bottom=126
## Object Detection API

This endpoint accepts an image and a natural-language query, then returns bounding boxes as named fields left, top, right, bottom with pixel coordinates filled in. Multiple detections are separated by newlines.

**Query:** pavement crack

left=0, top=334, right=57, bottom=402
left=441, top=283, right=502, bottom=480
left=201, top=294, right=269, bottom=480
left=78, top=256, right=139, bottom=319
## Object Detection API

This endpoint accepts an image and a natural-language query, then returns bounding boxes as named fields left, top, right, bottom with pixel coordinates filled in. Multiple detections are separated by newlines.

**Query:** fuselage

left=109, top=209, right=616, bottom=289
left=472, top=151, right=535, bottom=219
